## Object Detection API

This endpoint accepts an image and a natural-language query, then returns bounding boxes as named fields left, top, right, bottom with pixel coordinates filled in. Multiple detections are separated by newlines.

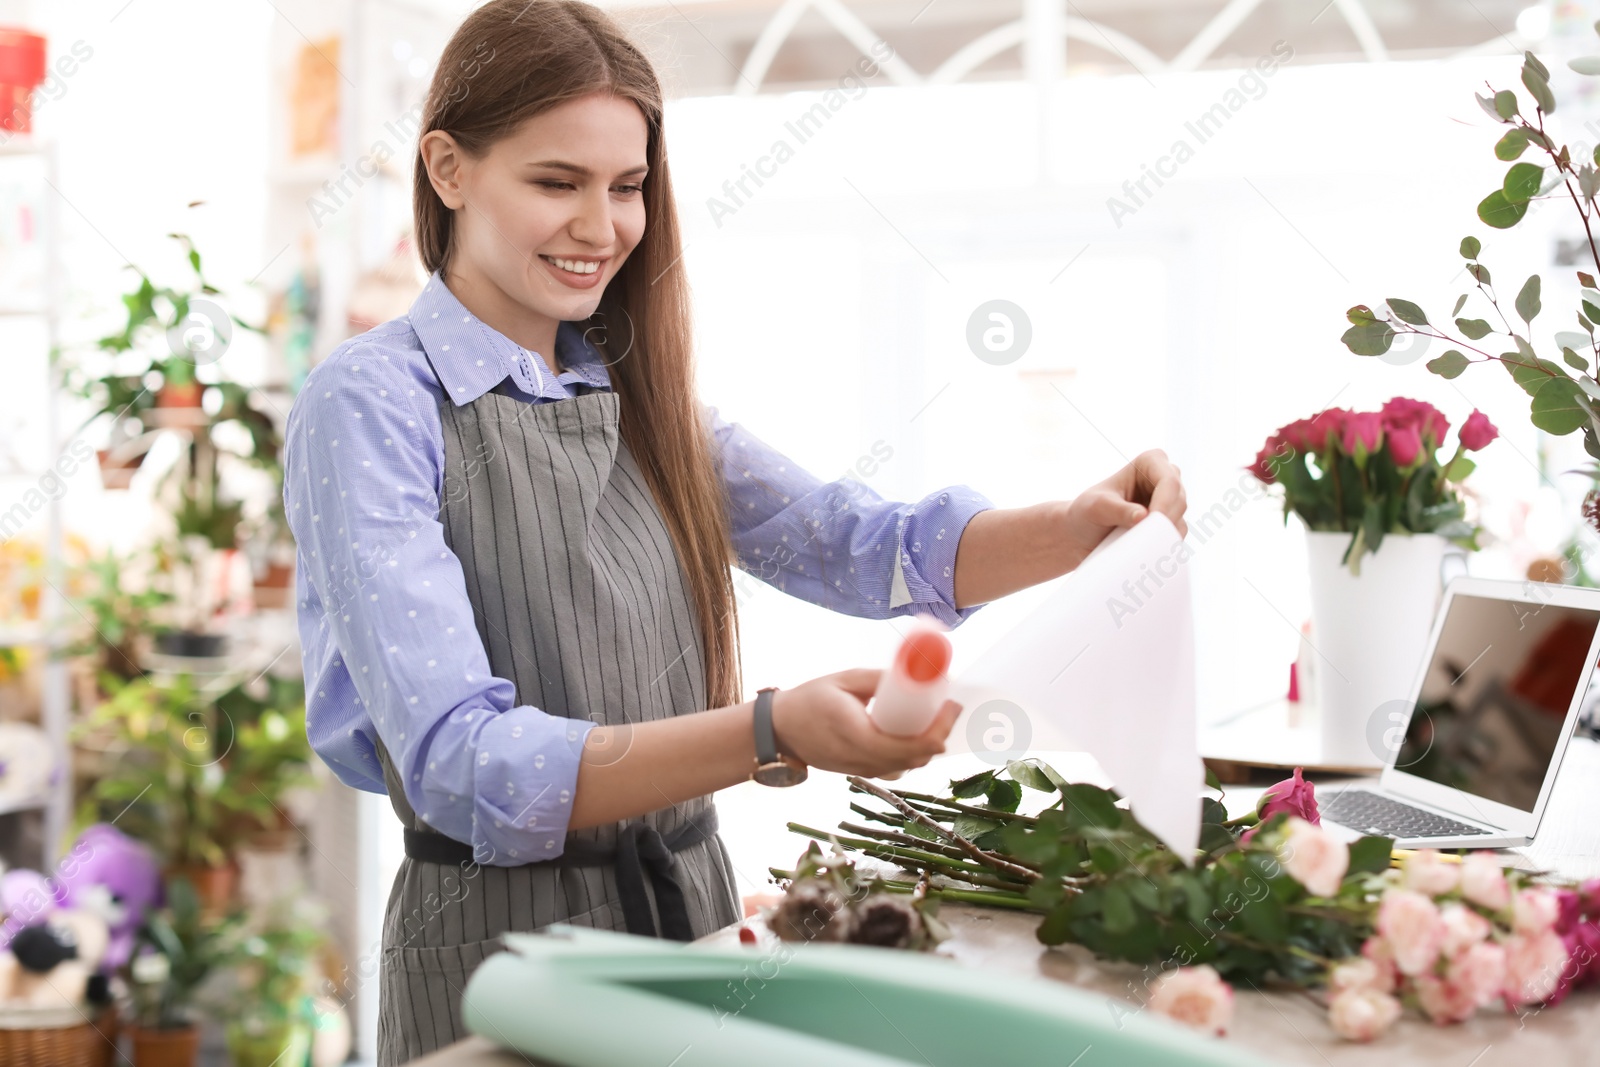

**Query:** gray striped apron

left=373, top=373, right=741, bottom=1066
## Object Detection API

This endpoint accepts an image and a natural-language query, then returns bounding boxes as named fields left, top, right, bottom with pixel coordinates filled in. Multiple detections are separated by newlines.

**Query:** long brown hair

left=414, top=0, right=743, bottom=713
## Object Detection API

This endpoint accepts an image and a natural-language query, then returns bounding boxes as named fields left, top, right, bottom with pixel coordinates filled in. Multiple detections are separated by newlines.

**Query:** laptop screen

left=1392, top=591, right=1600, bottom=811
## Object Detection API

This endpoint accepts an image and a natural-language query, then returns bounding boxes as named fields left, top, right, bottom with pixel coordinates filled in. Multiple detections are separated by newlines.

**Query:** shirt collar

left=408, top=269, right=612, bottom=405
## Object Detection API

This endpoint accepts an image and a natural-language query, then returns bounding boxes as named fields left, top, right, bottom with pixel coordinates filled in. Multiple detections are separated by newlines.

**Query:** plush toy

left=0, top=866, right=56, bottom=945
left=0, top=906, right=110, bottom=1009
left=52, top=824, right=163, bottom=972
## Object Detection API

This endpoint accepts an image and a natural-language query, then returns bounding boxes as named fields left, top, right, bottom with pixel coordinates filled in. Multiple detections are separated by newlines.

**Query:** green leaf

left=1238, top=893, right=1288, bottom=941
left=1565, top=347, right=1591, bottom=372
left=1495, top=128, right=1529, bottom=160
left=1526, top=50, right=1551, bottom=81
left=1004, top=759, right=1055, bottom=792
left=1581, top=272, right=1598, bottom=289
left=1479, top=189, right=1528, bottom=228
left=1387, top=298, right=1428, bottom=325
left=1205, top=765, right=1222, bottom=791
left=1584, top=300, right=1600, bottom=325
left=1571, top=56, right=1600, bottom=76
left=983, top=777, right=1023, bottom=814
left=1345, top=304, right=1378, bottom=325
left=953, top=813, right=1001, bottom=841
left=1342, top=320, right=1395, bottom=356
left=1200, top=797, right=1229, bottom=825
left=1426, top=350, right=1470, bottom=379
left=1346, top=835, right=1394, bottom=875
left=1504, top=162, right=1545, bottom=204
left=949, top=770, right=995, bottom=799
left=1036, top=899, right=1075, bottom=945
left=1505, top=352, right=1558, bottom=397
left=1516, top=274, right=1542, bottom=322
left=1468, top=262, right=1492, bottom=285
left=1443, top=454, right=1476, bottom=481
left=1456, top=317, right=1494, bottom=339
left=1060, top=783, right=1121, bottom=830
left=1531, top=376, right=1590, bottom=435
left=1452, top=293, right=1469, bottom=317
left=1557, top=329, right=1592, bottom=351
left=1495, top=89, right=1519, bottom=120
left=1102, top=884, right=1136, bottom=934
left=1460, top=235, right=1482, bottom=259
left=1523, top=62, right=1556, bottom=113
left=1198, top=822, right=1235, bottom=854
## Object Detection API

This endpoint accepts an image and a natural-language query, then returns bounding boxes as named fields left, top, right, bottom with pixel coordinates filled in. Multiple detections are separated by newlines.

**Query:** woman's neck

left=441, top=264, right=562, bottom=374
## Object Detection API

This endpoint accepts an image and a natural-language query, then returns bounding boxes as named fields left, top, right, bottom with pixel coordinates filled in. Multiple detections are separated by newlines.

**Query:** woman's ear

left=419, top=129, right=468, bottom=210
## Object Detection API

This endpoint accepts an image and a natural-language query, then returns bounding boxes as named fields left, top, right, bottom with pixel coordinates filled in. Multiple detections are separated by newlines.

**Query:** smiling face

left=420, top=91, right=649, bottom=354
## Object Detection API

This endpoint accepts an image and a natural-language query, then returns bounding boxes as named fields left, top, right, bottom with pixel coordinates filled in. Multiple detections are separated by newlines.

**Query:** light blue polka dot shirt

left=283, top=269, right=996, bottom=864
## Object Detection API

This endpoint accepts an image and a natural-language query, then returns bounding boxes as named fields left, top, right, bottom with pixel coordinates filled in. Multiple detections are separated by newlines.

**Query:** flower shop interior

left=2, top=0, right=1600, bottom=1064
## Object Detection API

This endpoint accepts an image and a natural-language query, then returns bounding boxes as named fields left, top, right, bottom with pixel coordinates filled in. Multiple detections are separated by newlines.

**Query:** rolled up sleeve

left=704, top=403, right=995, bottom=627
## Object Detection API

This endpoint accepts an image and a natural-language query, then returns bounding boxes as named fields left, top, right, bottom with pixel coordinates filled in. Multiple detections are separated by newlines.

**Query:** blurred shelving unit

left=0, top=134, right=69, bottom=872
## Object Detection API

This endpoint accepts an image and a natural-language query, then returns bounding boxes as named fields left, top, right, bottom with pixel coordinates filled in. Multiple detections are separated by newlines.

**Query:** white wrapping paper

left=945, top=512, right=1203, bottom=858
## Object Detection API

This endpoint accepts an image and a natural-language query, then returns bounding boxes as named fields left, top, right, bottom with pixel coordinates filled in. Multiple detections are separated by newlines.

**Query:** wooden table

left=409, top=737, right=1600, bottom=1065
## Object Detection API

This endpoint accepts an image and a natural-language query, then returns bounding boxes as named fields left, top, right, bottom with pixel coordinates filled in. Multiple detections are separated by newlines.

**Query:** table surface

left=408, top=734, right=1600, bottom=1066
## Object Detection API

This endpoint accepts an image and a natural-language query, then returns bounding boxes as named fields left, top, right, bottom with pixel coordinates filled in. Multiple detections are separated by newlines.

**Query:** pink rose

left=1552, top=922, right=1600, bottom=1004
left=1448, top=941, right=1507, bottom=1008
left=1554, top=889, right=1581, bottom=936
left=1249, top=442, right=1281, bottom=484
left=1387, top=425, right=1422, bottom=467
left=1513, top=888, right=1561, bottom=936
left=1341, top=412, right=1384, bottom=456
left=1402, top=849, right=1460, bottom=897
left=1327, top=987, right=1402, bottom=1042
left=1360, top=936, right=1399, bottom=993
left=1275, top=419, right=1315, bottom=455
left=1503, top=930, right=1569, bottom=1006
left=1328, top=957, right=1385, bottom=996
left=1256, top=767, right=1320, bottom=825
left=1380, top=397, right=1450, bottom=446
left=1148, top=964, right=1234, bottom=1035
left=1376, top=889, right=1446, bottom=976
left=1459, top=852, right=1510, bottom=911
left=1277, top=817, right=1349, bottom=897
left=1458, top=409, right=1499, bottom=452
left=1438, top=903, right=1491, bottom=957
left=1415, top=973, right=1479, bottom=1024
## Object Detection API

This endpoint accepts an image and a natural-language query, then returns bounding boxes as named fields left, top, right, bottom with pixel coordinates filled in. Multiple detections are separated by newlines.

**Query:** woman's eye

left=615, top=184, right=644, bottom=195
left=533, top=180, right=573, bottom=190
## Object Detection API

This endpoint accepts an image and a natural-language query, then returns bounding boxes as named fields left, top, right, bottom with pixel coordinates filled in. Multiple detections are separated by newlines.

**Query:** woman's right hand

left=768, top=668, right=960, bottom=778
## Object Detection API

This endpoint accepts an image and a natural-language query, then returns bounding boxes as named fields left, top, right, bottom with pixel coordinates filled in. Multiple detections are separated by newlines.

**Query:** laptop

left=1318, top=576, right=1600, bottom=850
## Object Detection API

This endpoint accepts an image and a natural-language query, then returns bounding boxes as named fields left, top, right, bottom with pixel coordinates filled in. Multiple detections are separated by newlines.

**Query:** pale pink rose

left=1148, top=964, right=1234, bottom=1036
left=1503, top=931, right=1569, bottom=1006
left=1415, top=974, right=1479, bottom=1024
left=1328, top=958, right=1385, bottom=996
left=1277, top=817, right=1350, bottom=898
left=1360, top=936, right=1399, bottom=993
left=1513, top=888, right=1561, bottom=936
left=1402, top=849, right=1460, bottom=897
left=1327, top=987, right=1402, bottom=1042
left=1459, top=852, right=1510, bottom=911
left=1448, top=941, right=1507, bottom=1008
left=1376, top=889, right=1446, bottom=976
left=1439, top=903, right=1491, bottom=957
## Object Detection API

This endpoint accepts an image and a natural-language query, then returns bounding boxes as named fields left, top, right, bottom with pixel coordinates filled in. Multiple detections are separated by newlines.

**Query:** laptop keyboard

left=1320, top=789, right=1491, bottom=839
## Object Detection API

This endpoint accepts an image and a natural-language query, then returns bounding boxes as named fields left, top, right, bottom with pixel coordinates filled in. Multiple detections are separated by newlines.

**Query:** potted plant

left=1341, top=38, right=1600, bottom=537
left=213, top=673, right=314, bottom=852
left=1247, top=399, right=1500, bottom=764
left=72, top=675, right=253, bottom=913
left=60, top=547, right=173, bottom=685
left=126, top=874, right=242, bottom=1067
left=210, top=899, right=325, bottom=1067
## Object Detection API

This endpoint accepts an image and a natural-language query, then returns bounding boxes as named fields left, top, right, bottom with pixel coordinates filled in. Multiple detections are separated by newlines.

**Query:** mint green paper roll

left=460, top=925, right=1271, bottom=1067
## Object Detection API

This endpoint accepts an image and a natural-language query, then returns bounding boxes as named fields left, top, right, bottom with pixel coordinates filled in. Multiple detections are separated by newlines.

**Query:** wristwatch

left=751, top=686, right=808, bottom=787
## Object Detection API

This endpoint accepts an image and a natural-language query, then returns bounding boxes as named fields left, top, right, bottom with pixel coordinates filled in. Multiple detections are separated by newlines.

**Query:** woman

left=282, top=2, right=1188, bottom=1062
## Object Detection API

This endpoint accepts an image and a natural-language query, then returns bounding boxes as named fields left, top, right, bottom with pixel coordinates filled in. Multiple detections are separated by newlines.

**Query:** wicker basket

left=0, top=1002, right=104, bottom=1067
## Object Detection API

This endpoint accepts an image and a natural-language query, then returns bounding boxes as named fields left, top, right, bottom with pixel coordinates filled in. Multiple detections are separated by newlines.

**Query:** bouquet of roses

left=770, top=762, right=1599, bottom=1043
left=1247, top=397, right=1499, bottom=574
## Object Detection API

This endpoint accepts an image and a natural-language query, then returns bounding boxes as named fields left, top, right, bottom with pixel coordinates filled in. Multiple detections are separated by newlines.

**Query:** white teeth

left=545, top=256, right=599, bottom=275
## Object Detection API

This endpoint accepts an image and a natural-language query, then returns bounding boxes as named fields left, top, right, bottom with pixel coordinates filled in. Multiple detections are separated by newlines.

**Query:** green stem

left=768, top=869, right=1039, bottom=912
left=786, top=822, right=1029, bottom=889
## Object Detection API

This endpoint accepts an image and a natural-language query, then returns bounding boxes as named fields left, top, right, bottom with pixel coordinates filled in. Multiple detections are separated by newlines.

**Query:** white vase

left=1304, top=530, right=1463, bottom=768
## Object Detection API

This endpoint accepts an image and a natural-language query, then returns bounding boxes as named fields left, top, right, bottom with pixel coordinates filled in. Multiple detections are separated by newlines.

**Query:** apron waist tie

left=400, top=804, right=719, bottom=942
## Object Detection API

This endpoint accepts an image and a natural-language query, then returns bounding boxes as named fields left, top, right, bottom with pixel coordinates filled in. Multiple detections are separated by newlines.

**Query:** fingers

left=1085, top=489, right=1146, bottom=529
left=830, top=667, right=884, bottom=701
left=1133, top=450, right=1187, bottom=538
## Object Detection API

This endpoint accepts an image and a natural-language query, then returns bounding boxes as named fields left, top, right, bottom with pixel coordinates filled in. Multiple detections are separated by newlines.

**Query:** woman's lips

left=539, top=254, right=607, bottom=290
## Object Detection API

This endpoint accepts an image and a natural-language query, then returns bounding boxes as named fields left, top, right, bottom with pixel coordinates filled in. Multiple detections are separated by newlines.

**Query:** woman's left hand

left=1059, top=449, right=1187, bottom=568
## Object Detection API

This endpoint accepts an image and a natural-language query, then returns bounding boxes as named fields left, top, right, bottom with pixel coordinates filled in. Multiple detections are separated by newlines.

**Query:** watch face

left=754, top=760, right=808, bottom=787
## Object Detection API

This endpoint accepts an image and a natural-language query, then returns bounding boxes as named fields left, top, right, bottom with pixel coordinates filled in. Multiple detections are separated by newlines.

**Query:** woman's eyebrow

left=525, top=160, right=649, bottom=177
